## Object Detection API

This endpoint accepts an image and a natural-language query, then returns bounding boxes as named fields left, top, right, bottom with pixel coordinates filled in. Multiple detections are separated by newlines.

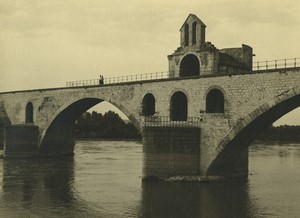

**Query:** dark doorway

left=206, top=89, right=224, bottom=113
left=142, top=93, right=155, bottom=116
left=170, top=91, right=188, bottom=121
left=179, top=54, right=200, bottom=77
left=25, top=102, right=34, bottom=123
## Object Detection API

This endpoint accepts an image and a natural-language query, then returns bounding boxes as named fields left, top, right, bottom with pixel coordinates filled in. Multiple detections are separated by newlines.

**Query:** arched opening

left=170, top=91, right=188, bottom=121
left=206, top=89, right=224, bottom=113
left=184, top=24, right=189, bottom=46
left=192, top=21, right=197, bottom=45
left=40, top=98, right=141, bottom=156
left=142, top=93, right=155, bottom=116
left=207, top=92, right=300, bottom=178
left=25, top=102, right=33, bottom=123
left=179, top=54, right=200, bottom=77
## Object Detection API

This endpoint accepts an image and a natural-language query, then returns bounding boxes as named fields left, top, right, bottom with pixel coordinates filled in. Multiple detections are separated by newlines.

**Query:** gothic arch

left=39, top=97, right=141, bottom=155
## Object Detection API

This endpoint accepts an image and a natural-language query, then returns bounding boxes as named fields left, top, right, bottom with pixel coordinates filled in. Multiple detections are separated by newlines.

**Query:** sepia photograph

left=0, top=0, right=299, bottom=217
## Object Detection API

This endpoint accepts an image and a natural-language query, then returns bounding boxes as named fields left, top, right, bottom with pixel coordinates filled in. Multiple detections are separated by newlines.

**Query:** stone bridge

left=1, top=14, right=299, bottom=180
left=0, top=68, right=299, bottom=179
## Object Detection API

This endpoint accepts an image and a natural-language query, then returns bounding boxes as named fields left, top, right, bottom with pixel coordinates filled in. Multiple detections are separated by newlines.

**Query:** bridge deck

left=1, top=58, right=300, bottom=94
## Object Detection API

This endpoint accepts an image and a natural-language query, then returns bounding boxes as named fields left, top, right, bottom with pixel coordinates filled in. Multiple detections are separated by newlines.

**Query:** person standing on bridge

left=99, top=75, right=104, bottom=85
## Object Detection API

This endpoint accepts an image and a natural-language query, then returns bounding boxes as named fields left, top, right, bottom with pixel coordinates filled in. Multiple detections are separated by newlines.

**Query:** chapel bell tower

left=168, top=14, right=217, bottom=78
left=180, top=14, right=206, bottom=47
left=168, top=14, right=252, bottom=78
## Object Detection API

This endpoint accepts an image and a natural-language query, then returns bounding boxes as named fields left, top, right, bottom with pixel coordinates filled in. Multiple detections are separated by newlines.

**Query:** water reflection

left=139, top=180, right=257, bottom=218
left=0, top=158, right=101, bottom=217
left=0, top=141, right=299, bottom=217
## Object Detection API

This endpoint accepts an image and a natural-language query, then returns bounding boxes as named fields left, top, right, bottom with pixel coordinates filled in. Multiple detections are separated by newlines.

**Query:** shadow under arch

left=207, top=86, right=300, bottom=178
left=39, top=97, right=141, bottom=156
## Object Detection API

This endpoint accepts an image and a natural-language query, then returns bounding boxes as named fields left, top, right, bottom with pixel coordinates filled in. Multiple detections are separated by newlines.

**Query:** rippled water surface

left=0, top=141, right=299, bottom=217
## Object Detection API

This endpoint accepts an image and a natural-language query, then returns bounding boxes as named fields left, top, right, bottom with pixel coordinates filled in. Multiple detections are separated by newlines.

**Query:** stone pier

left=4, top=125, right=38, bottom=158
left=142, top=127, right=200, bottom=179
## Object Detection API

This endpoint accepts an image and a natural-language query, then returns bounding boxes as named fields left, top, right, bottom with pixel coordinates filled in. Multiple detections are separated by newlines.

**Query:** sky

left=0, top=0, right=299, bottom=125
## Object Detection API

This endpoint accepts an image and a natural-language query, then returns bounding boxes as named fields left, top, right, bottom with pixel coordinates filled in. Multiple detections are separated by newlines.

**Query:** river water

left=0, top=140, right=299, bottom=218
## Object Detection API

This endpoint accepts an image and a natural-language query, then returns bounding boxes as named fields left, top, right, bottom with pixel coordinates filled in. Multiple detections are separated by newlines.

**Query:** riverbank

left=254, top=140, right=300, bottom=144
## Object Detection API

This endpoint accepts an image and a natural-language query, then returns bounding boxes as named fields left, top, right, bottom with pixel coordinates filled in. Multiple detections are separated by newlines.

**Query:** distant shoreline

left=75, top=138, right=299, bottom=143
left=75, top=138, right=142, bottom=142
left=254, top=140, right=300, bottom=144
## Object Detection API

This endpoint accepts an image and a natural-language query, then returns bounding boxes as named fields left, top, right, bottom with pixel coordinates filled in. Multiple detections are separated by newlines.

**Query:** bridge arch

left=179, top=54, right=200, bottom=77
left=39, top=97, right=141, bottom=156
left=207, top=86, right=300, bottom=178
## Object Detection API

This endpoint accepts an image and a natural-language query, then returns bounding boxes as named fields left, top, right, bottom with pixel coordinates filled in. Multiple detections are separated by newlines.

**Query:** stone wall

left=220, top=44, right=253, bottom=70
left=142, top=127, right=200, bottom=179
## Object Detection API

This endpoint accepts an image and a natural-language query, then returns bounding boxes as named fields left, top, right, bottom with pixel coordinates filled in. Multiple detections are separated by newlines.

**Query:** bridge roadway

left=0, top=68, right=299, bottom=180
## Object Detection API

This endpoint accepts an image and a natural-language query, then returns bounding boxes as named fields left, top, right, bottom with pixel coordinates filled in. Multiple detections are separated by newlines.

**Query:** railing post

left=275, top=60, right=277, bottom=69
left=294, top=58, right=297, bottom=68
left=284, top=59, right=286, bottom=68
left=266, top=61, right=268, bottom=70
left=257, top=62, right=259, bottom=71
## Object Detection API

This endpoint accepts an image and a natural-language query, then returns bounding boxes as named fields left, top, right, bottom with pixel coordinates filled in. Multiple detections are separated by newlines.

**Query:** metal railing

left=144, top=116, right=200, bottom=128
left=66, top=57, right=300, bottom=87
left=66, top=68, right=215, bottom=87
left=253, top=58, right=300, bottom=71
left=66, top=72, right=170, bottom=87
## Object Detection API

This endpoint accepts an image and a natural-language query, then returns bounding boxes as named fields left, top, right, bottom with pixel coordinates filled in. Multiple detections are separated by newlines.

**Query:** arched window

left=170, top=91, right=188, bottom=121
left=180, top=54, right=200, bottom=77
left=184, top=24, right=189, bottom=46
left=192, top=21, right=197, bottom=45
left=142, top=93, right=155, bottom=116
left=206, top=89, right=224, bottom=113
left=25, top=102, right=34, bottom=123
